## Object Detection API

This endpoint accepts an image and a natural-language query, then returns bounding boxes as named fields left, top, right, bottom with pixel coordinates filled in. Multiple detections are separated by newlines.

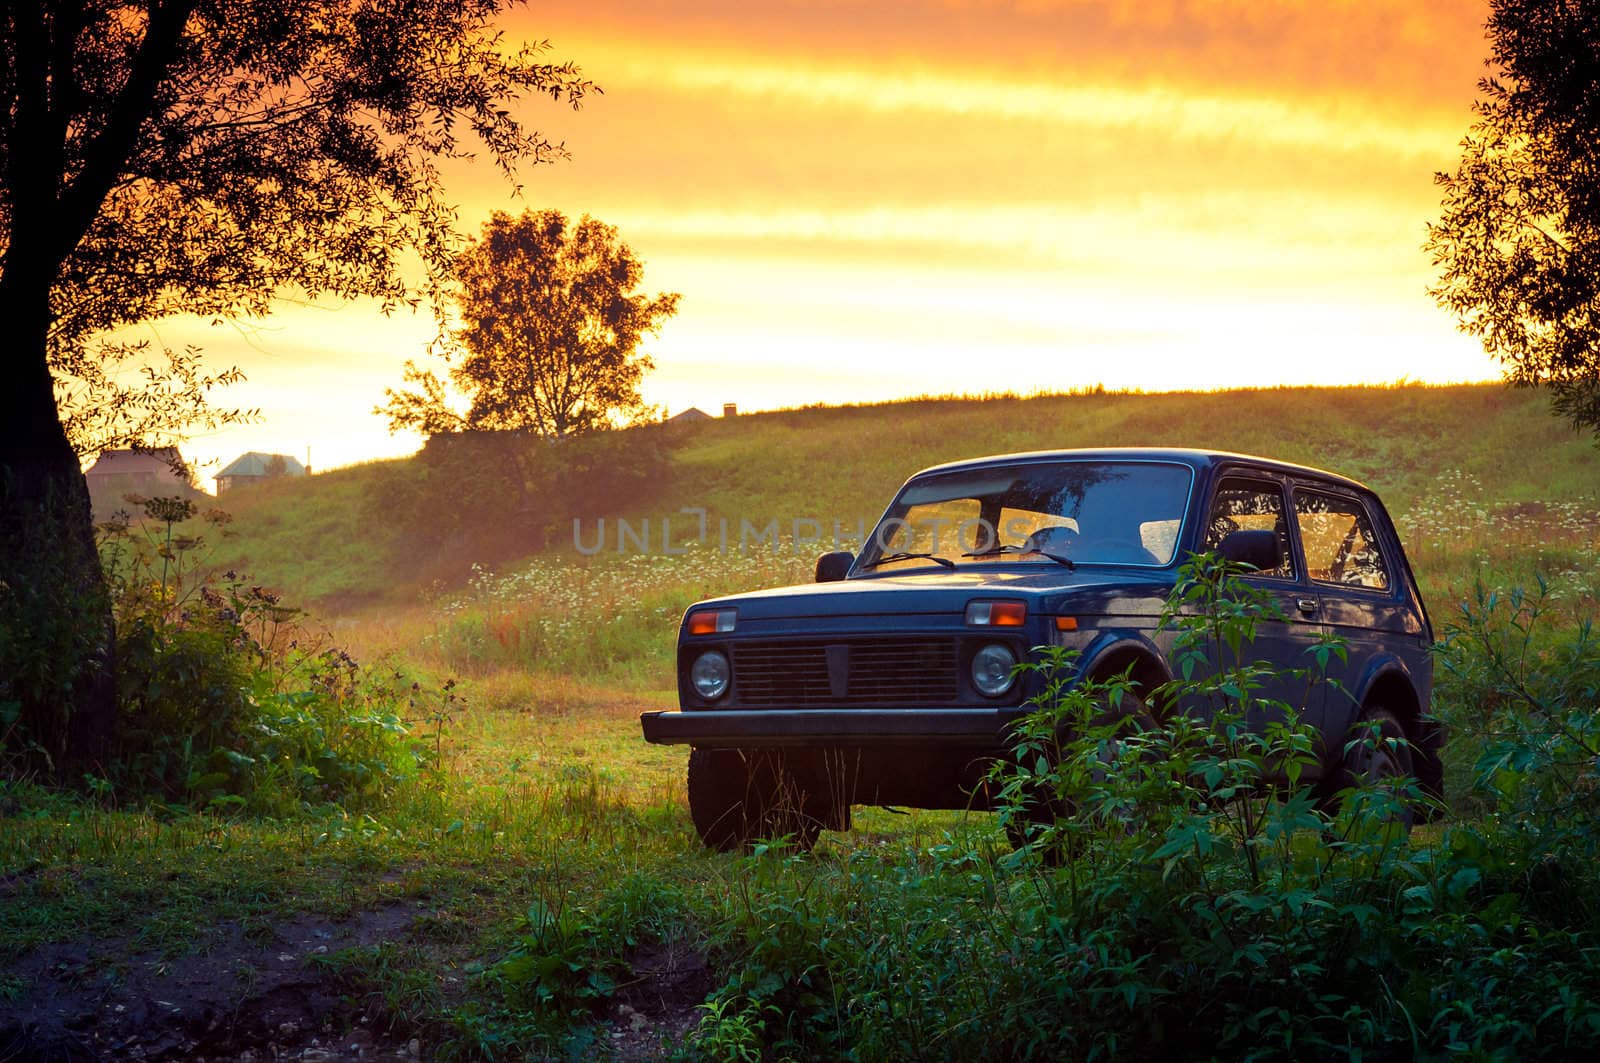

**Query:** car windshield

left=858, top=460, right=1193, bottom=571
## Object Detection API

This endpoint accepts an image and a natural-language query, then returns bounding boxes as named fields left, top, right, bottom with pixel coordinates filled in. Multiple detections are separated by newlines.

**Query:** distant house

left=668, top=407, right=713, bottom=425
left=216, top=451, right=307, bottom=493
left=84, top=448, right=196, bottom=513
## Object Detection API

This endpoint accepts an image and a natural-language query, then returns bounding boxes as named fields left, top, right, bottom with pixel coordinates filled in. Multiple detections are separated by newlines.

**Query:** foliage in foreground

left=688, top=559, right=1600, bottom=1060
left=1437, top=577, right=1600, bottom=836
left=7, top=530, right=1600, bottom=1059
left=83, top=497, right=434, bottom=814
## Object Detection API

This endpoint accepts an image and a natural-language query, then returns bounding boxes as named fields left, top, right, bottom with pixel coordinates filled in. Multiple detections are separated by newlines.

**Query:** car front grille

left=730, top=637, right=963, bottom=706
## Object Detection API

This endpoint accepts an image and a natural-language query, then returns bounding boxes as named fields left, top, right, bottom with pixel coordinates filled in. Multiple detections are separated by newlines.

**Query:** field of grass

left=5, top=384, right=1600, bottom=1059
left=205, top=383, right=1600, bottom=609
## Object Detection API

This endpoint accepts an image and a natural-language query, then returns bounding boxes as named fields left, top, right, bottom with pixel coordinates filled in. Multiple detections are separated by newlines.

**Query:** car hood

left=693, top=565, right=1173, bottom=621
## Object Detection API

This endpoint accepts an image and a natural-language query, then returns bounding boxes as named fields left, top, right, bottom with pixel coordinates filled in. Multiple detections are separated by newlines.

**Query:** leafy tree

left=1428, top=0, right=1600, bottom=437
left=381, top=209, right=679, bottom=438
left=0, top=0, right=592, bottom=766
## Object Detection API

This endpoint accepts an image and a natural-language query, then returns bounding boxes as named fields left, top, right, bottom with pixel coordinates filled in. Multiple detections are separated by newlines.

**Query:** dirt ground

left=604, top=940, right=713, bottom=1063
left=0, top=904, right=712, bottom=1061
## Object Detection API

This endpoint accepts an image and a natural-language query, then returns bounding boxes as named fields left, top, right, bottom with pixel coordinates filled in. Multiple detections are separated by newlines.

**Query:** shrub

left=700, top=557, right=1600, bottom=1058
left=114, top=616, right=253, bottom=800
left=95, top=496, right=427, bottom=812
left=1435, top=578, right=1600, bottom=841
left=1431, top=578, right=1600, bottom=950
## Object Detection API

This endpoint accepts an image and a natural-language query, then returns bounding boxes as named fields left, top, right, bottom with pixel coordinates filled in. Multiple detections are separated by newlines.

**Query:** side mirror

left=815, top=550, right=854, bottom=583
left=1216, top=529, right=1281, bottom=572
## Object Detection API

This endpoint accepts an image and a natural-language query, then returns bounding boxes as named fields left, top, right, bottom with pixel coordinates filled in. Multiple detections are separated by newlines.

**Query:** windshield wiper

left=962, top=544, right=1028, bottom=558
left=862, top=551, right=957, bottom=570
left=962, top=544, right=1076, bottom=569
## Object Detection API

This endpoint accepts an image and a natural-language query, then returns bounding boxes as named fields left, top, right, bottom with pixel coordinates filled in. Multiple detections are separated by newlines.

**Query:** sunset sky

left=137, top=0, right=1501, bottom=483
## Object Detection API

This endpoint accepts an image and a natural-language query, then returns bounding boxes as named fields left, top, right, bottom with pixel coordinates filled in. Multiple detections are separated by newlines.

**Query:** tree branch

left=54, top=0, right=198, bottom=261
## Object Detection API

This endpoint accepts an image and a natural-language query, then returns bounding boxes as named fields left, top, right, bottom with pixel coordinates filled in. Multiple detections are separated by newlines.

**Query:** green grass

left=201, top=457, right=413, bottom=609
left=198, top=383, right=1599, bottom=612
left=0, top=737, right=981, bottom=1056
left=7, top=385, right=1598, bottom=1057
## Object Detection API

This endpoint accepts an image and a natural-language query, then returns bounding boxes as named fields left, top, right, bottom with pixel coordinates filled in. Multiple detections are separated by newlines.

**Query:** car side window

left=1295, top=490, right=1390, bottom=591
left=1201, top=477, right=1294, bottom=578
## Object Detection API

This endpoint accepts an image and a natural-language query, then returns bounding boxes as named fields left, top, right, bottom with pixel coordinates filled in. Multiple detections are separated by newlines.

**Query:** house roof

left=668, top=407, right=712, bottom=423
left=217, top=451, right=307, bottom=478
left=85, top=447, right=185, bottom=477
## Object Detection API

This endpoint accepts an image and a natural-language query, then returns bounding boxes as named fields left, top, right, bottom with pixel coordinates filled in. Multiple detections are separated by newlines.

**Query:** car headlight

left=971, top=643, right=1017, bottom=698
left=691, top=650, right=731, bottom=700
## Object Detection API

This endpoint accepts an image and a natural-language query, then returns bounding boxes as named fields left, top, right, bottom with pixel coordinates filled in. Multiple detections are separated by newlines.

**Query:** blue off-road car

left=640, top=448, right=1440, bottom=851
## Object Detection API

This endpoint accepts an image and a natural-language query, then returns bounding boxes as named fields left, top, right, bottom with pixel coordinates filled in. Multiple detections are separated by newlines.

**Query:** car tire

left=1327, top=705, right=1416, bottom=832
left=1002, top=796, right=1075, bottom=864
left=687, top=748, right=823, bottom=853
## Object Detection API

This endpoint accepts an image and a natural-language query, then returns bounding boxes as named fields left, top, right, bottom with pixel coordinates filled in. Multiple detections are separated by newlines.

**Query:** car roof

left=909, top=447, right=1372, bottom=494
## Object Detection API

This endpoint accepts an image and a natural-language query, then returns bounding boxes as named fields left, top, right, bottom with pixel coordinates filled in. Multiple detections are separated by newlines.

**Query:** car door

left=1290, top=484, right=1418, bottom=738
left=1195, top=472, right=1322, bottom=730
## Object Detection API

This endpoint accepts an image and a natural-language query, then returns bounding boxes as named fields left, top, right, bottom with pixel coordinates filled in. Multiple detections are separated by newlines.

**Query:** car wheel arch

left=1357, top=666, right=1422, bottom=736
left=1080, top=636, right=1174, bottom=714
left=1348, top=659, right=1443, bottom=812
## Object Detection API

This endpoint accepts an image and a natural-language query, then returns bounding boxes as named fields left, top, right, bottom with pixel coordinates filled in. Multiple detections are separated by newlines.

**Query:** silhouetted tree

left=381, top=209, right=679, bottom=439
left=0, top=0, right=592, bottom=766
left=1428, top=0, right=1600, bottom=438
left=57, top=342, right=256, bottom=461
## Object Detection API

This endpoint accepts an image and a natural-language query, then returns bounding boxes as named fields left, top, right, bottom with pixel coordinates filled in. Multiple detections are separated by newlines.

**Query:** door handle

left=1295, top=598, right=1318, bottom=614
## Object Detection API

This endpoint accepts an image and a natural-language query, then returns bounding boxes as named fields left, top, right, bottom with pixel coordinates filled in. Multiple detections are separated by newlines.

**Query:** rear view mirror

left=815, top=551, right=854, bottom=582
left=1216, top=529, right=1281, bottom=571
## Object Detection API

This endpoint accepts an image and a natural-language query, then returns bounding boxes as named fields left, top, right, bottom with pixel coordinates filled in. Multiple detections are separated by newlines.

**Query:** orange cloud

left=510, top=0, right=1489, bottom=105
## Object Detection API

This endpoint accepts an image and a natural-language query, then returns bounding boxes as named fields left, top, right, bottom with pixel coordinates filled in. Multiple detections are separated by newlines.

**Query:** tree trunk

left=0, top=266, right=117, bottom=770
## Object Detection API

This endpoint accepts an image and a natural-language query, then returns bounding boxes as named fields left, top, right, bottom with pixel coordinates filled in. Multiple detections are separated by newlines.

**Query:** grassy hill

left=202, top=383, right=1598, bottom=611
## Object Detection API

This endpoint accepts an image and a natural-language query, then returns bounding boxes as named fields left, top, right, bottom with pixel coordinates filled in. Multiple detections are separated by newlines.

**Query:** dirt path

left=1, top=905, right=422, bottom=1061
left=1, top=904, right=714, bottom=1061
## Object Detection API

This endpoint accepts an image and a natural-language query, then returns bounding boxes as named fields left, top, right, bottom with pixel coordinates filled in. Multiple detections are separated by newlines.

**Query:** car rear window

left=1295, top=490, right=1390, bottom=591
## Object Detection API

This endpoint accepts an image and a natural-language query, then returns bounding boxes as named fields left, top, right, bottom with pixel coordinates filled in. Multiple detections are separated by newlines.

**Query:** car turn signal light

left=686, top=608, right=738, bottom=635
left=965, top=600, right=1026, bottom=627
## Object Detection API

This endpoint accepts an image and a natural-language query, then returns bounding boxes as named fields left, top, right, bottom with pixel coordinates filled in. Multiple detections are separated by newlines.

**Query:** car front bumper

left=639, top=707, right=1023, bottom=748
